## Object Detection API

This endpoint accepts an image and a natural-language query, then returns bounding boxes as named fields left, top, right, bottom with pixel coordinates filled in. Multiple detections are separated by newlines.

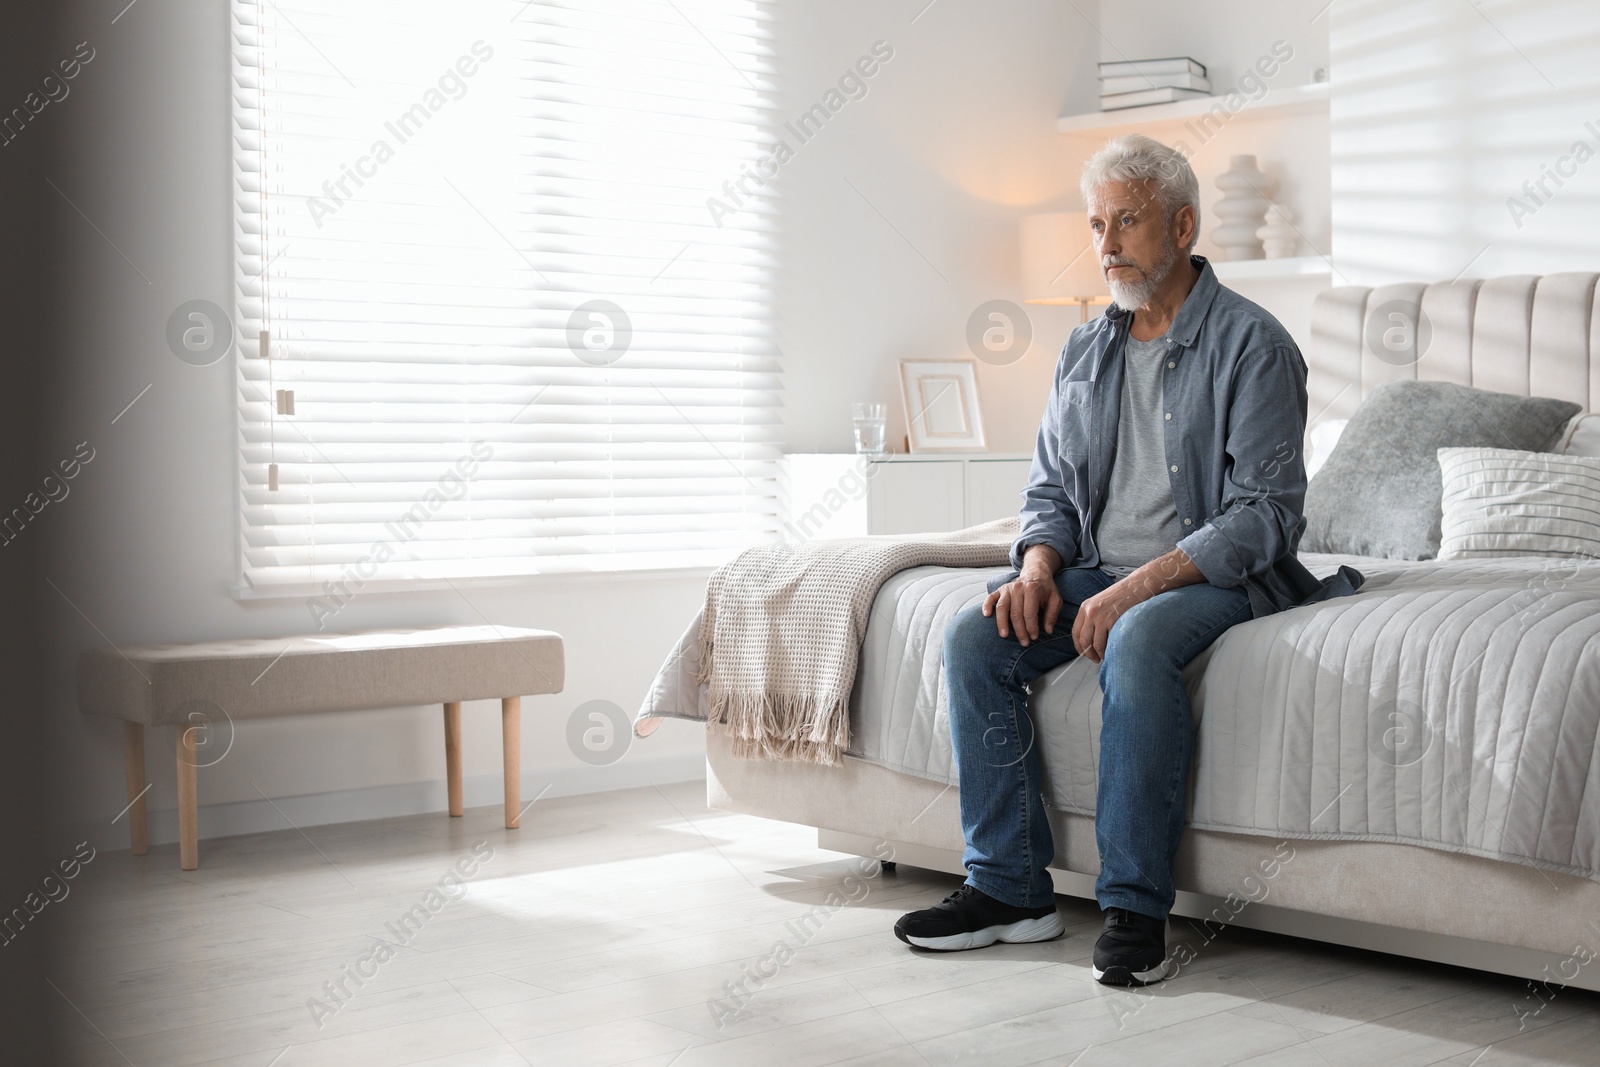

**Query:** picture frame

left=898, top=359, right=987, bottom=452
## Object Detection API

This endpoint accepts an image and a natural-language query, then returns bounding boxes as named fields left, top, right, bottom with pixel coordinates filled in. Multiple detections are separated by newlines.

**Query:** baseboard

left=81, top=751, right=707, bottom=852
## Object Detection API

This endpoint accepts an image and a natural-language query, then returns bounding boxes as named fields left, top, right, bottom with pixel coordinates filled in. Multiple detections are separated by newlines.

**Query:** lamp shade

left=1019, top=211, right=1104, bottom=305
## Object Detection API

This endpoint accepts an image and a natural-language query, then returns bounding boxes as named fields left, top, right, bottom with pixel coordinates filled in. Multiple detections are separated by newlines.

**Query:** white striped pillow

left=1437, top=447, right=1600, bottom=560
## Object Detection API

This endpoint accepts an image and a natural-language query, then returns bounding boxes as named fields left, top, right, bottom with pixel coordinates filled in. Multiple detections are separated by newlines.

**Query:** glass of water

left=852, top=402, right=888, bottom=455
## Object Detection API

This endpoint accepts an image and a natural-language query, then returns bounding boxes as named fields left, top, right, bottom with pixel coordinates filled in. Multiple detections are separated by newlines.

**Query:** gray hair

left=1080, top=134, right=1201, bottom=251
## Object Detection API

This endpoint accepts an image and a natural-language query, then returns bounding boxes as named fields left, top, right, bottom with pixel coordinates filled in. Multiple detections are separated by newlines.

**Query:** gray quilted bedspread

left=639, top=553, right=1600, bottom=880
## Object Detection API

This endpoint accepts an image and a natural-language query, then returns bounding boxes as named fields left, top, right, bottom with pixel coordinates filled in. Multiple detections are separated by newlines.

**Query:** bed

left=636, top=272, right=1600, bottom=992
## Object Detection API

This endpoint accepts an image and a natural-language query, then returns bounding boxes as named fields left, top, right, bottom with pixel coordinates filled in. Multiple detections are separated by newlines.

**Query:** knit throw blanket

left=694, top=517, right=1020, bottom=765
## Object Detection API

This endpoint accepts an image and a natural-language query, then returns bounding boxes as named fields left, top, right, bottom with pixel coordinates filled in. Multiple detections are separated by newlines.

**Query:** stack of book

left=1099, top=57, right=1211, bottom=111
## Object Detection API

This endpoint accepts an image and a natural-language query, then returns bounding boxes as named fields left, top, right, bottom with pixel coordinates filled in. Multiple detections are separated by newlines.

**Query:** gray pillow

left=1301, top=381, right=1582, bottom=560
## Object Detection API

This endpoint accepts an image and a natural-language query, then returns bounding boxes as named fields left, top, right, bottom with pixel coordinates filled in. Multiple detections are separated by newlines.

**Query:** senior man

left=894, top=134, right=1362, bottom=986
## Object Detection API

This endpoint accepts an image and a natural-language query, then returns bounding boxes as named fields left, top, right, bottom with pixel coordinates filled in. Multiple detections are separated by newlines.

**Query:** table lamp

left=1020, top=211, right=1108, bottom=323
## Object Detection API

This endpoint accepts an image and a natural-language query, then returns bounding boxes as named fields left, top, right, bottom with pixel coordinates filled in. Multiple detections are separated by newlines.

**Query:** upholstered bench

left=77, top=625, right=564, bottom=869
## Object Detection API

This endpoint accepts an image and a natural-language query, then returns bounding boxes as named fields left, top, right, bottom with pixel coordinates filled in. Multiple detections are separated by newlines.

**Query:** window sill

left=230, top=564, right=717, bottom=602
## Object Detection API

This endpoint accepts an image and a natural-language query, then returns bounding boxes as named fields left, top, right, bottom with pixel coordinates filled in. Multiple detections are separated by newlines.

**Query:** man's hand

left=983, top=544, right=1061, bottom=646
left=1069, top=582, right=1147, bottom=664
left=1072, top=547, right=1204, bottom=663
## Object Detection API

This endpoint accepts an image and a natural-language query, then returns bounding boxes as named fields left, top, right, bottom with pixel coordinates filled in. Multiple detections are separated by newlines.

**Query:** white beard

left=1104, top=242, right=1178, bottom=310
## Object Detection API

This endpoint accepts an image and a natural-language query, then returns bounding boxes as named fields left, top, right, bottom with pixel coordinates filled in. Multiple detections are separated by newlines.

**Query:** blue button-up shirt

left=999, top=255, right=1363, bottom=618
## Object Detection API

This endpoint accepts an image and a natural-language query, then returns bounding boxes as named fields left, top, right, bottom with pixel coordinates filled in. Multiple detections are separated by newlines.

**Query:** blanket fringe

left=707, top=687, right=848, bottom=767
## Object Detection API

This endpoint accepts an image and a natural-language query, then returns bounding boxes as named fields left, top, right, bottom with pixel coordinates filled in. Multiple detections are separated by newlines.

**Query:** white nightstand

left=780, top=453, right=1032, bottom=538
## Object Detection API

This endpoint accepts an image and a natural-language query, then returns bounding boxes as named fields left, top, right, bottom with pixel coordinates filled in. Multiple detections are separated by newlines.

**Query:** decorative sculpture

left=1213, top=154, right=1275, bottom=260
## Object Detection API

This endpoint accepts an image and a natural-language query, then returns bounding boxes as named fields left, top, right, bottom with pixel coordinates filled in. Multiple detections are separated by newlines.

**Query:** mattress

left=638, top=552, right=1600, bottom=880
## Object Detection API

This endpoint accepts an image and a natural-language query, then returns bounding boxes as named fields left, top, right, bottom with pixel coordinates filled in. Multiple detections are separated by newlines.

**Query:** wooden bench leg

left=122, top=722, right=148, bottom=856
left=502, top=697, right=521, bottom=828
left=176, top=724, right=199, bottom=870
left=443, top=702, right=463, bottom=817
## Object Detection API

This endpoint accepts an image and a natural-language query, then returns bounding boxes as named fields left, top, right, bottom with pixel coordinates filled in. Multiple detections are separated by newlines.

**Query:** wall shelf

left=1057, top=81, right=1329, bottom=137
left=1210, top=255, right=1333, bottom=281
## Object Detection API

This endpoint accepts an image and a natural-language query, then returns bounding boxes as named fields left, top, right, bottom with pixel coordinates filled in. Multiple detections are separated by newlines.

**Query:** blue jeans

left=942, top=567, right=1251, bottom=919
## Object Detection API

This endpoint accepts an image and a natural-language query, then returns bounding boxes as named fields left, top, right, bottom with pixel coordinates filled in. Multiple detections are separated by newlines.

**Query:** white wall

left=776, top=0, right=1098, bottom=455
left=1331, top=0, right=1600, bottom=285
left=1096, top=0, right=1331, bottom=95
left=47, top=0, right=1099, bottom=845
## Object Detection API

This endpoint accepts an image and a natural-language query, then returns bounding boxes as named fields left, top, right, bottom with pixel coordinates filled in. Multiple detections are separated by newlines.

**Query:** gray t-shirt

left=1093, top=334, right=1188, bottom=578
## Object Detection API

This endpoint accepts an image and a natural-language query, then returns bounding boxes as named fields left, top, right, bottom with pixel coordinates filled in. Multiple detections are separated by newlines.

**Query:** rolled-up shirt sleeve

left=1177, top=342, right=1308, bottom=588
left=1011, top=363, right=1084, bottom=572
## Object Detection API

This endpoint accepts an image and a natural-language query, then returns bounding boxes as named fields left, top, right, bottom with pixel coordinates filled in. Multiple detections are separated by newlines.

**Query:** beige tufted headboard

left=1308, top=273, right=1600, bottom=428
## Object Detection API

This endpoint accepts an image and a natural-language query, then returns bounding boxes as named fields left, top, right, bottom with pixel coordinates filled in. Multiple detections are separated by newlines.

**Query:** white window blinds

left=231, top=0, right=780, bottom=593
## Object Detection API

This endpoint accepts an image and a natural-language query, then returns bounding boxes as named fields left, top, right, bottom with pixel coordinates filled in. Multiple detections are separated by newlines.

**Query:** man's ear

left=1172, top=204, right=1197, bottom=252
left=1171, top=206, right=1196, bottom=254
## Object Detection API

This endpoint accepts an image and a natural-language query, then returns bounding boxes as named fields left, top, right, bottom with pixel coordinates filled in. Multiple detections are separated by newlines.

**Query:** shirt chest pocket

left=1058, top=380, right=1093, bottom=459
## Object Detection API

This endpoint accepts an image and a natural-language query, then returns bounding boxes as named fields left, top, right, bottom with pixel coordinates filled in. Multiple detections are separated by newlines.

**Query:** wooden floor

left=51, top=780, right=1600, bottom=1066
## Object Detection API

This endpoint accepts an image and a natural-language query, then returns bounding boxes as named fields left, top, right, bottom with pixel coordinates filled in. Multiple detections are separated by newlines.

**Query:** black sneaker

left=1092, top=907, right=1173, bottom=986
left=893, top=883, right=1064, bottom=951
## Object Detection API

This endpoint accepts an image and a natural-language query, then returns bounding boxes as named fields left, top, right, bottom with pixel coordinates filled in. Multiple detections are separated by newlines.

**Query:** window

left=231, top=0, right=779, bottom=593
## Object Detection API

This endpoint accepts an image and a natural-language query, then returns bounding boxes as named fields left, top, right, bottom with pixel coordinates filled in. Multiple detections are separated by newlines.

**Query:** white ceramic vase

left=1257, top=204, right=1298, bottom=259
left=1212, top=155, right=1275, bottom=261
